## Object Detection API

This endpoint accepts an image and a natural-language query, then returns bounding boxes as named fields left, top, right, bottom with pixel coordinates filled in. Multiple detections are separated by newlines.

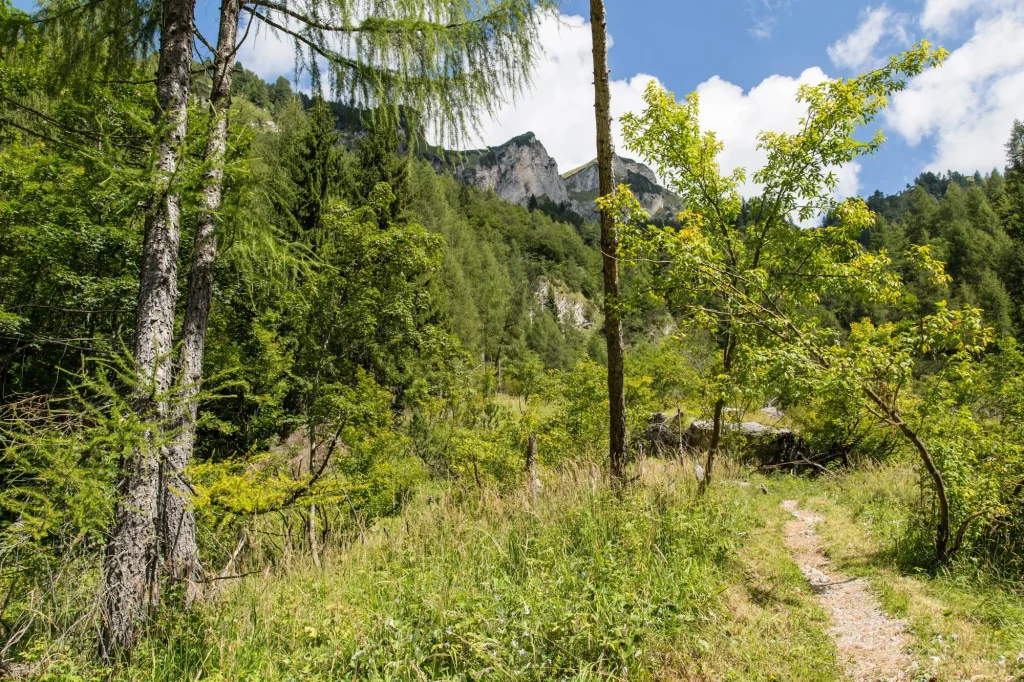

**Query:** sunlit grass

left=100, top=460, right=842, bottom=682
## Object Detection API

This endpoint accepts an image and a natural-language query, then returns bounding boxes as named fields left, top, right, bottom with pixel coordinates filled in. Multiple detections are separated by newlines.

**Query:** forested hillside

left=2, top=1, right=1024, bottom=679
left=862, top=170, right=1024, bottom=336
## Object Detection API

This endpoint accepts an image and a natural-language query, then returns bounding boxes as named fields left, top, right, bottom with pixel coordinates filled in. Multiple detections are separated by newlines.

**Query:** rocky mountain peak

left=428, top=133, right=680, bottom=222
left=561, top=155, right=680, bottom=222
left=439, top=132, right=568, bottom=207
left=561, top=155, right=659, bottom=191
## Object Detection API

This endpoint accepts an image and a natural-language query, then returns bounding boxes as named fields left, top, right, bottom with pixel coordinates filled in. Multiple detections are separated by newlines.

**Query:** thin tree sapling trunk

left=864, top=387, right=951, bottom=561
left=702, top=398, right=725, bottom=495
left=101, top=0, right=194, bottom=658
left=589, top=0, right=628, bottom=485
left=702, top=331, right=734, bottom=494
left=307, top=427, right=322, bottom=568
left=526, top=433, right=538, bottom=499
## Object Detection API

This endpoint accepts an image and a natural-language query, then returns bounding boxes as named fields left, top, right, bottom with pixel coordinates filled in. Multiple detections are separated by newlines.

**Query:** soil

left=782, top=500, right=913, bottom=682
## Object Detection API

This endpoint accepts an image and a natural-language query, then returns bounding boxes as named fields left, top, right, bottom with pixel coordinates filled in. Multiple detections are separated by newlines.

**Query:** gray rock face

left=563, top=155, right=658, bottom=193
left=431, top=133, right=682, bottom=222
left=451, top=132, right=568, bottom=206
left=533, top=278, right=593, bottom=330
left=563, top=155, right=680, bottom=222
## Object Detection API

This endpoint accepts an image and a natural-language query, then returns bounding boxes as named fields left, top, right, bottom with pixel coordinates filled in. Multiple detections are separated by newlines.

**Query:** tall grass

left=101, top=462, right=758, bottom=681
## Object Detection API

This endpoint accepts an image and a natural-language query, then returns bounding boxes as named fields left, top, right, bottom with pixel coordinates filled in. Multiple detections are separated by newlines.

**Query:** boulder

left=683, top=419, right=780, bottom=451
left=645, top=411, right=689, bottom=453
left=642, top=411, right=831, bottom=476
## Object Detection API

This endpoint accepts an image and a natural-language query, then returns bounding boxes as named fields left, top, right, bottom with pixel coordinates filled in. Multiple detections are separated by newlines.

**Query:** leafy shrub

left=0, top=365, right=144, bottom=657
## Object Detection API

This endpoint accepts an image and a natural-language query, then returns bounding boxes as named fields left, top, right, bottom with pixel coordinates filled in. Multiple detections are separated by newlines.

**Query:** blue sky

left=13, top=0, right=1024, bottom=197
left=551, top=0, right=940, bottom=195
left=475, top=0, right=1024, bottom=198
left=220, top=0, right=1023, bottom=198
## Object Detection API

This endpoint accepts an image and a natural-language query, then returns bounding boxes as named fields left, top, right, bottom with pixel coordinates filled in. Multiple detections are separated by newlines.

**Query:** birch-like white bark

left=101, top=0, right=194, bottom=658
left=163, top=0, right=242, bottom=604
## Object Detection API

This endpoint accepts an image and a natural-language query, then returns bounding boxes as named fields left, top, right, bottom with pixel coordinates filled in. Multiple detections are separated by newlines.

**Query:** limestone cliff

left=562, top=156, right=681, bottom=222
left=426, top=134, right=680, bottom=222
left=433, top=132, right=568, bottom=206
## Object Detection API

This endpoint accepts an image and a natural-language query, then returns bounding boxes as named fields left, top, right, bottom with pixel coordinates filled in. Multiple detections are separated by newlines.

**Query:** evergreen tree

left=1005, top=119, right=1024, bottom=240
left=231, top=63, right=271, bottom=107
left=904, top=184, right=937, bottom=245
left=293, top=97, right=344, bottom=237
left=269, top=76, right=294, bottom=111
left=1003, top=120, right=1024, bottom=334
left=1, top=0, right=556, bottom=656
left=357, top=117, right=410, bottom=225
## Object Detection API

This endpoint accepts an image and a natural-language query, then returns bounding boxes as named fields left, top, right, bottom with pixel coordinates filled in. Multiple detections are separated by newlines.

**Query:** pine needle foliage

left=0, top=0, right=159, bottom=94
left=246, top=0, right=555, bottom=146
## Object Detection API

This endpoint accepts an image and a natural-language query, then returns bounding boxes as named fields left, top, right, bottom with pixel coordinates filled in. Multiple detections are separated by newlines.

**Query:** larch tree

left=588, top=0, right=627, bottom=484
left=101, top=0, right=553, bottom=658
left=5, top=0, right=210, bottom=655
left=101, top=0, right=196, bottom=658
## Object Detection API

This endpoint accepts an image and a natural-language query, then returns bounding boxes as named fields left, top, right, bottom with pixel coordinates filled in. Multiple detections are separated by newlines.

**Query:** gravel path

left=782, top=500, right=912, bottom=682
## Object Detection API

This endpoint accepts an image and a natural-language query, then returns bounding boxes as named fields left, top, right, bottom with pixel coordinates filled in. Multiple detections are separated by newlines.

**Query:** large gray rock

left=563, top=155, right=680, bottom=222
left=682, top=417, right=818, bottom=473
left=683, top=419, right=785, bottom=451
left=448, top=132, right=568, bottom=206
left=645, top=411, right=689, bottom=453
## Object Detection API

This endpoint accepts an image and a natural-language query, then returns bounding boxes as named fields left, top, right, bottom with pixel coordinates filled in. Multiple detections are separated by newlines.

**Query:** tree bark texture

left=163, top=0, right=242, bottom=603
left=864, top=387, right=951, bottom=561
left=526, top=433, right=538, bottom=499
left=590, top=0, right=628, bottom=484
left=102, top=0, right=194, bottom=659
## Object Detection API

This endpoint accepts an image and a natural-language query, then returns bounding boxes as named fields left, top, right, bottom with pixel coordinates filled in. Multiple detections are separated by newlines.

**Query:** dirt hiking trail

left=782, top=500, right=913, bottom=682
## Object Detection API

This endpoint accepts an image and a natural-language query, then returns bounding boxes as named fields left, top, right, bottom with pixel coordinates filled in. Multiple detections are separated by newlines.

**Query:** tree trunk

left=101, top=0, right=194, bottom=659
left=589, top=0, right=627, bottom=485
left=864, top=387, right=950, bottom=561
left=525, top=433, right=538, bottom=499
left=701, top=398, right=725, bottom=495
left=307, top=428, right=322, bottom=567
left=702, top=333, right=733, bottom=494
left=162, top=0, right=241, bottom=605
left=308, top=503, right=321, bottom=567
left=896, top=419, right=950, bottom=561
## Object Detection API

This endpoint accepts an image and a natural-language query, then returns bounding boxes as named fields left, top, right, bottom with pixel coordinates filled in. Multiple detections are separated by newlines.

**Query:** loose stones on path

left=782, top=500, right=913, bottom=682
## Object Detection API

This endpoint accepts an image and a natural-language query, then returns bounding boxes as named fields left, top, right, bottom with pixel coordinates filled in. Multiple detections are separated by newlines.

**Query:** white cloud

left=746, top=0, right=791, bottom=40
left=461, top=14, right=658, bottom=175
left=693, top=68, right=861, bottom=201
left=748, top=17, right=777, bottom=40
left=234, top=21, right=298, bottom=83
left=888, top=2, right=1024, bottom=173
left=469, top=15, right=861, bottom=202
left=233, top=11, right=863, bottom=205
left=827, top=5, right=908, bottom=70
left=920, top=0, right=1017, bottom=33
left=233, top=16, right=348, bottom=94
